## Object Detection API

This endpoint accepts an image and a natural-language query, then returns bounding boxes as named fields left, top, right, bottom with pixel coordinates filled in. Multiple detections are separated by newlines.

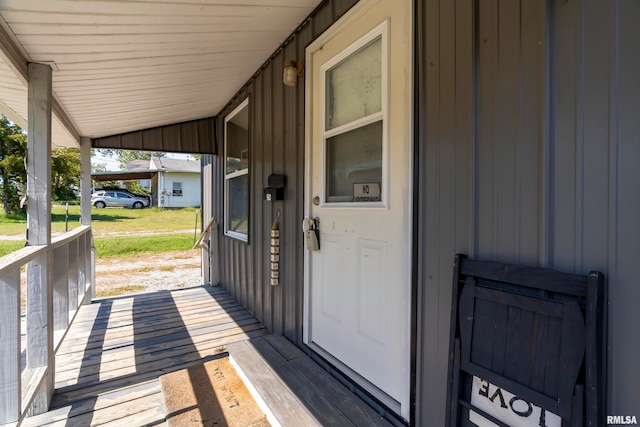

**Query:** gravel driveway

left=96, top=249, right=203, bottom=296
left=1, top=230, right=205, bottom=298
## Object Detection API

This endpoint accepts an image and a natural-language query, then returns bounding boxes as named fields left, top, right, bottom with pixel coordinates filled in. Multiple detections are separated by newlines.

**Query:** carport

left=91, top=171, right=157, bottom=183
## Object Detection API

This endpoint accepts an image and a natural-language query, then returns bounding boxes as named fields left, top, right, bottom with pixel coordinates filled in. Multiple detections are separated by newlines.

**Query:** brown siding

left=208, top=0, right=360, bottom=343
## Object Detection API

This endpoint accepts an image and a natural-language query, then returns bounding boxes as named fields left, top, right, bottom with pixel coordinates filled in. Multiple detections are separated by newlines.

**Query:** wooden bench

left=446, top=254, right=605, bottom=427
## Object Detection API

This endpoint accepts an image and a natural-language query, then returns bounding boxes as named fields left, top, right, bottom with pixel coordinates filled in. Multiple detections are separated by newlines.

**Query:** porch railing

left=0, top=225, right=95, bottom=426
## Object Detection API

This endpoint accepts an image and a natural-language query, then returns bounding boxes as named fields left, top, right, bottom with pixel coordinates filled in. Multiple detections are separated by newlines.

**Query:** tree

left=91, top=162, right=107, bottom=173
left=119, top=150, right=166, bottom=167
left=90, top=162, right=117, bottom=188
left=0, top=116, right=27, bottom=214
left=127, top=182, right=151, bottom=196
left=95, top=149, right=166, bottom=169
left=52, top=148, right=81, bottom=201
left=0, top=115, right=85, bottom=213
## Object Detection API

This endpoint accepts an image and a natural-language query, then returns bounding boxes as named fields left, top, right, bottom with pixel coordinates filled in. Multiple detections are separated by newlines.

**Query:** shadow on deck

left=21, top=286, right=391, bottom=427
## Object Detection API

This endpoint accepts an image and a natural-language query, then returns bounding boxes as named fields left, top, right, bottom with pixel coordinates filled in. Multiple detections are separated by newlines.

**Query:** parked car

left=91, top=190, right=150, bottom=209
left=91, top=186, right=150, bottom=202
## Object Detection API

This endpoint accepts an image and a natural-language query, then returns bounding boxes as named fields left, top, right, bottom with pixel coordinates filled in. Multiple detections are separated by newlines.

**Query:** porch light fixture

left=283, top=60, right=304, bottom=86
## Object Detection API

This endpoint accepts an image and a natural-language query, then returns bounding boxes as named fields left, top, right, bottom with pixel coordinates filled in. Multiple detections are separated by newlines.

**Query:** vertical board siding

left=518, top=0, right=544, bottom=265
left=609, top=0, right=640, bottom=415
left=260, top=62, right=275, bottom=332
left=282, top=39, right=298, bottom=340
left=418, top=0, right=475, bottom=424
left=252, top=76, right=265, bottom=323
left=92, top=117, right=216, bottom=154
left=208, top=0, right=359, bottom=342
left=475, top=0, right=498, bottom=259
left=494, top=0, right=519, bottom=261
left=551, top=0, right=579, bottom=270
left=475, top=0, right=544, bottom=264
left=417, top=0, right=640, bottom=423
left=423, top=0, right=446, bottom=419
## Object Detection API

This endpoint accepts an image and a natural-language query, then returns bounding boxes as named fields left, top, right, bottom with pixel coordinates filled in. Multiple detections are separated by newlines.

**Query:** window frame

left=319, top=22, right=389, bottom=209
left=223, top=98, right=250, bottom=242
left=172, top=182, right=183, bottom=196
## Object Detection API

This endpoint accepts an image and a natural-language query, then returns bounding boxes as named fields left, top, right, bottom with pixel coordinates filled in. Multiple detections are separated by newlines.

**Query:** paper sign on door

left=353, top=182, right=380, bottom=202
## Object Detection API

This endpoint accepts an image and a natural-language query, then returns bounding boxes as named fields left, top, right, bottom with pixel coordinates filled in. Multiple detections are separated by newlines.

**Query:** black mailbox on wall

left=264, top=174, right=286, bottom=201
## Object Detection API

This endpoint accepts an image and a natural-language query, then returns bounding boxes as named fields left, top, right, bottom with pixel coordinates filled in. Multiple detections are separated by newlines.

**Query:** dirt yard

left=95, top=249, right=203, bottom=297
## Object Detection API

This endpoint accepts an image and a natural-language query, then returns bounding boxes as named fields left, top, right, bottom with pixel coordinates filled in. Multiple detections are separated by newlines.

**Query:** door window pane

left=326, top=36, right=382, bottom=130
left=326, top=120, right=382, bottom=202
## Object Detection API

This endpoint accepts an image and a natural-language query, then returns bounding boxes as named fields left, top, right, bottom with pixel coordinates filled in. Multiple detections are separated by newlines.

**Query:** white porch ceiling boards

left=0, top=0, right=321, bottom=148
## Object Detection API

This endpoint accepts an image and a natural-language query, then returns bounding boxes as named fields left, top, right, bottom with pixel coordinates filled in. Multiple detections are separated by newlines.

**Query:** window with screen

left=224, top=99, right=249, bottom=241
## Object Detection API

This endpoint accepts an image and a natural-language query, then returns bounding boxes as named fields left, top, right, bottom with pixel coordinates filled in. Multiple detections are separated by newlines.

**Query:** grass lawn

left=0, top=241, right=27, bottom=257
left=0, top=205, right=200, bottom=235
left=95, top=233, right=195, bottom=257
left=0, top=213, right=29, bottom=236
left=0, top=205, right=202, bottom=257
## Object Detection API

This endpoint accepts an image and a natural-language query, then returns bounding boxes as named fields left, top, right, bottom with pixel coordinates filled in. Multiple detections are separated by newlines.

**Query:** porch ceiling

left=0, top=0, right=321, bottom=148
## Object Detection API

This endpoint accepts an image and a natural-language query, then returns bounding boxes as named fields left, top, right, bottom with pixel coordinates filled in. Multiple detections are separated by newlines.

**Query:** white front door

left=304, top=0, right=412, bottom=418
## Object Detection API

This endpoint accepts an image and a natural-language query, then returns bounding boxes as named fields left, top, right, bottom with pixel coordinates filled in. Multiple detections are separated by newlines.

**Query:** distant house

left=149, top=157, right=200, bottom=208
left=115, top=157, right=201, bottom=208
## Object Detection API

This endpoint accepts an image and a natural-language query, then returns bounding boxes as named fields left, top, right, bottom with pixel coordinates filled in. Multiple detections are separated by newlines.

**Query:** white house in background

left=149, top=157, right=200, bottom=208
left=124, top=157, right=201, bottom=208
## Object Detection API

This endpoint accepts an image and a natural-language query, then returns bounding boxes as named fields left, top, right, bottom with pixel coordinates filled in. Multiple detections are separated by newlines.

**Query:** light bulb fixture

left=283, top=60, right=304, bottom=86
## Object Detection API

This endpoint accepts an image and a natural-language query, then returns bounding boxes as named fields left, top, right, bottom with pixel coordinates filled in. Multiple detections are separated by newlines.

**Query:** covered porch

left=4, top=0, right=637, bottom=424
left=18, top=285, right=389, bottom=426
left=0, top=0, right=364, bottom=425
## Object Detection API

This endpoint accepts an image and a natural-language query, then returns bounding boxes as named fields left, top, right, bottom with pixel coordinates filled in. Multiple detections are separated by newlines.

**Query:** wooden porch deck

left=22, top=286, right=391, bottom=427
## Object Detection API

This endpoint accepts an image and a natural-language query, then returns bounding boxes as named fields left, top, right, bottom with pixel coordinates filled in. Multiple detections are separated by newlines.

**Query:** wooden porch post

left=26, top=62, right=54, bottom=414
left=80, top=137, right=95, bottom=301
left=80, top=137, right=91, bottom=226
